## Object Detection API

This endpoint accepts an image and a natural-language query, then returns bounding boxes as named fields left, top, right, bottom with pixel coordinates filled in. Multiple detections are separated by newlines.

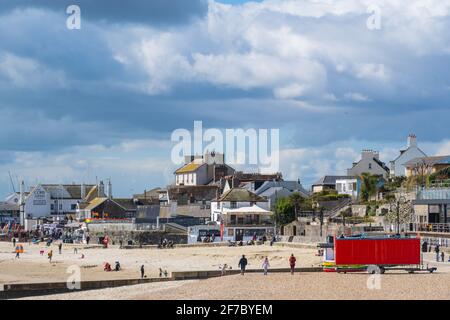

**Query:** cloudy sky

left=1, top=0, right=450, bottom=197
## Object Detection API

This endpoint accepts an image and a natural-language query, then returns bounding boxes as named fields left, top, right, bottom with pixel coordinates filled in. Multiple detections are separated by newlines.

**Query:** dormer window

left=368, top=163, right=372, bottom=170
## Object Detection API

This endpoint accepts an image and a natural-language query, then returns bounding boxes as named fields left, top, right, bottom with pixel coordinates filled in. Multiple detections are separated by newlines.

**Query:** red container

left=334, top=237, right=421, bottom=266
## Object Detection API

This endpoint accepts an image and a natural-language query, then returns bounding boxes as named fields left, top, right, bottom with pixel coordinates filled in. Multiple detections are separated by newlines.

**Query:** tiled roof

left=40, top=184, right=96, bottom=200
left=168, top=185, right=218, bottom=202
left=404, top=155, right=450, bottom=167
left=218, top=188, right=267, bottom=202
left=83, top=197, right=108, bottom=211
left=175, top=162, right=205, bottom=174
left=312, top=176, right=354, bottom=186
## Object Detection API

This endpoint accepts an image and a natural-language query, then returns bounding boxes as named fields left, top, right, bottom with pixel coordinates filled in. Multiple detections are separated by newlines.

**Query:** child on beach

left=262, top=257, right=270, bottom=275
left=48, top=250, right=53, bottom=263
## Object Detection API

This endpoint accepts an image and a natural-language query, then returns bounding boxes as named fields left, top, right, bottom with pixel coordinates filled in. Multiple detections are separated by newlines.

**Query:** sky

left=1, top=0, right=450, bottom=197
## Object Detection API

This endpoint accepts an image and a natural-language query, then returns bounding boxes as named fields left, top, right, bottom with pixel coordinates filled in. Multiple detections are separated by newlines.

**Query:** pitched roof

left=218, top=188, right=267, bottom=202
left=0, top=202, right=19, bottom=211
left=312, top=176, right=354, bottom=186
left=174, top=162, right=205, bottom=174
left=133, top=188, right=161, bottom=200
left=223, top=205, right=272, bottom=215
left=254, top=180, right=310, bottom=197
left=404, top=155, right=450, bottom=167
left=40, top=184, right=96, bottom=200
left=83, top=197, right=108, bottom=211
left=168, top=185, right=218, bottom=202
left=392, top=146, right=427, bottom=162
left=373, top=157, right=390, bottom=173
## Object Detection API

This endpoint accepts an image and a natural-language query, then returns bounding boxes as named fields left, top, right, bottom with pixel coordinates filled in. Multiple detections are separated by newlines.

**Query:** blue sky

left=1, top=0, right=450, bottom=197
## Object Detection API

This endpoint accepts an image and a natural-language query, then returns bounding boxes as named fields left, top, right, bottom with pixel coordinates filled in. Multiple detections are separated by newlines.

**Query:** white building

left=220, top=205, right=275, bottom=242
left=18, top=182, right=105, bottom=220
left=211, top=188, right=269, bottom=222
left=335, top=177, right=360, bottom=199
left=211, top=188, right=274, bottom=241
left=390, top=134, right=427, bottom=177
left=174, top=152, right=235, bottom=186
left=347, top=150, right=390, bottom=179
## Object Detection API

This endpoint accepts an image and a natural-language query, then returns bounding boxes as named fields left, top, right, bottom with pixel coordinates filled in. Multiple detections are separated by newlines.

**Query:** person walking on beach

left=58, top=243, right=62, bottom=254
left=220, top=264, right=228, bottom=276
left=441, top=251, right=445, bottom=262
left=48, top=250, right=53, bottom=263
left=12, top=237, right=16, bottom=248
left=435, top=244, right=440, bottom=262
left=15, top=246, right=20, bottom=259
left=74, top=247, right=78, bottom=254
left=86, top=235, right=90, bottom=245
left=262, top=257, right=270, bottom=275
left=289, top=254, right=296, bottom=275
left=238, top=255, right=248, bottom=275
left=140, top=265, right=145, bottom=279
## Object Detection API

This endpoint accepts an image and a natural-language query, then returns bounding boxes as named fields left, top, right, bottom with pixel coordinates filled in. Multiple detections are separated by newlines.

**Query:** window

left=368, top=163, right=372, bottom=170
left=51, top=204, right=54, bottom=210
left=71, top=204, right=77, bottom=210
left=59, top=204, right=62, bottom=210
left=230, top=201, right=237, bottom=209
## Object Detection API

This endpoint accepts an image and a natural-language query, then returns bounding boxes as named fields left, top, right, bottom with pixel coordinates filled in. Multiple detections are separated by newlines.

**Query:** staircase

left=328, top=198, right=353, bottom=220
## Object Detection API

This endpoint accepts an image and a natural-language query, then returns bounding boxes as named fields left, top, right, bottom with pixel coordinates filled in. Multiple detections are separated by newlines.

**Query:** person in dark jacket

left=435, top=244, right=440, bottom=262
left=140, top=265, right=145, bottom=278
left=238, top=255, right=248, bottom=275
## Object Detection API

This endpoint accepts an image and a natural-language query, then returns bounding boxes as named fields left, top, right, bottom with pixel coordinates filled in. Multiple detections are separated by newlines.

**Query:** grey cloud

left=0, top=0, right=208, bottom=26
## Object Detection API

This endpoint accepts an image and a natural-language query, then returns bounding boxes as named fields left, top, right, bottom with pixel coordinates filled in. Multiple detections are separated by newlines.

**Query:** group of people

left=434, top=244, right=448, bottom=262
left=237, top=253, right=297, bottom=276
left=104, top=261, right=121, bottom=272
left=158, top=238, right=174, bottom=249
left=197, top=234, right=216, bottom=243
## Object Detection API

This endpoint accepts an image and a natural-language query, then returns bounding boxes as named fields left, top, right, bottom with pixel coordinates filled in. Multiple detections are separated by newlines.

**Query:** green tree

left=272, top=197, right=295, bottom=225
left=359, top=173, right=379, bottom=203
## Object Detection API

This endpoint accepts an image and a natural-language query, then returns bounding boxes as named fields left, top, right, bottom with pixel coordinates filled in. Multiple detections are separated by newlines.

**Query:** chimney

left=107, top=179, right=112, bottom=199
left=81, top=183, right=86, bottom=200
left=19, top=180, right=25, bottom=226
left=98, top=180, right=105, bottom=197
left=407, top=134, right=417, bottom=148
left=362, top=149, right=379, bottom=160
left=19, top=180, right=25, bottom=205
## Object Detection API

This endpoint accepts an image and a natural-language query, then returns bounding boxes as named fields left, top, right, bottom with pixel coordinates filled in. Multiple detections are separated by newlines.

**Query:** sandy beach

left=2, top=241, right=449, bottom=300
left=20, top=272, right=450, bottom=300
left=0, top=241, right=321, bottom=284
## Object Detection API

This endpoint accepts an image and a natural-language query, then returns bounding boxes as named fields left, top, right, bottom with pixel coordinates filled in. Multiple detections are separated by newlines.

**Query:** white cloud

left=0, top=52, right=67, bottom=89
left=355, top=63, right=390, bottom=81
left=435, top=140, right=450, bottom=155
left=1, top=139, right=176, bottom=196
left=105, top=0, right=450, bottom=101
left=344, top=92, right=371, bottom=102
